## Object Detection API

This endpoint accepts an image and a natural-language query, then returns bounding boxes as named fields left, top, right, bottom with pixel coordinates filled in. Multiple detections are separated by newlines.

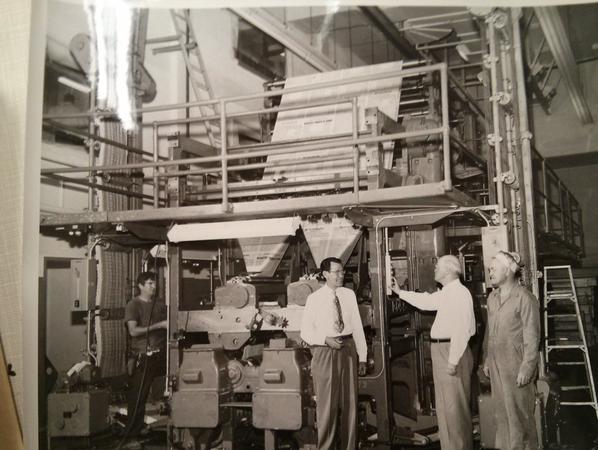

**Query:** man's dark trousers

left=311, top=337, right=358, bottom=450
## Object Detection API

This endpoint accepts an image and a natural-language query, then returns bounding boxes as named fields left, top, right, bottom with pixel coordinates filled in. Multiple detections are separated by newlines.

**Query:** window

left=235, top=18, right=286, bottom=80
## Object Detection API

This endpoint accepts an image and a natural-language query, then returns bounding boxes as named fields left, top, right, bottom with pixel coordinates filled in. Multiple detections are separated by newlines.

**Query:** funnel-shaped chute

left=301, top=216, right=362, bottom=267
left=239, top=236, right=290, bottom=277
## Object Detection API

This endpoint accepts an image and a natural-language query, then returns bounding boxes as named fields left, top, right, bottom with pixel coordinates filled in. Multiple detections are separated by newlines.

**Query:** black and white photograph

left=2, top=1, right=598, bottom=449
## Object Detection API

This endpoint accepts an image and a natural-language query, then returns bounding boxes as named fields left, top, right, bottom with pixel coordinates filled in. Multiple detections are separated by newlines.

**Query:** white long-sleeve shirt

left=399, top=278, right=475, bottom=366
left=300, top=284, right=368, bottom=362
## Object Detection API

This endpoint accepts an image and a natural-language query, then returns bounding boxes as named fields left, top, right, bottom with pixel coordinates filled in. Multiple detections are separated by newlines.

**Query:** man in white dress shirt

left=300, top=256, right=367, bottom=450
left=390, top=254, right=475, bottom=450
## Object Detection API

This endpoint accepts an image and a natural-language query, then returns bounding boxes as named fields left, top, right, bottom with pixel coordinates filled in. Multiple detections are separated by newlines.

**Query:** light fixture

left=57, top=76, right=91, bottom=94
left=456, top=43, right=471, bottom=62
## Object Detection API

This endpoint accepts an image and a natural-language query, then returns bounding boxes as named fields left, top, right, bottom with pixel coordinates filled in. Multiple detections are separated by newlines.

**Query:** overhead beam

left=359, top=7, right=422, bottom=60
left=534, top=6, right=594, bottom=124
left=230, top=8, right=337, bottom=72
left=546, top=151, right=598, bottom=169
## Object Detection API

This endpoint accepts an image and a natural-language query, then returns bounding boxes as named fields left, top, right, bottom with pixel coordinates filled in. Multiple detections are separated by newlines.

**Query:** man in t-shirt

left=123, top=271, right=168, bottom=437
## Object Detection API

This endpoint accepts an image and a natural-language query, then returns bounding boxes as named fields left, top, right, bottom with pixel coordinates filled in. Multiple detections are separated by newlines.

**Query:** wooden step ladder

left=543, top=265, right=598, bottom=419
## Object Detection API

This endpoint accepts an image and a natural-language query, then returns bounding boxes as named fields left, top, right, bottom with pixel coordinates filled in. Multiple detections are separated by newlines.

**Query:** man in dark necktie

left=300, top=257, right=367, bottom=450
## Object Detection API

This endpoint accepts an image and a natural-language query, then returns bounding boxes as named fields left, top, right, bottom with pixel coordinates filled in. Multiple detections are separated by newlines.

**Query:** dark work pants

left=311, top=338, right=358, bottom=450
left=431, top=342, right=474, bottom=450
left=125, top=351, right=166, bottom=435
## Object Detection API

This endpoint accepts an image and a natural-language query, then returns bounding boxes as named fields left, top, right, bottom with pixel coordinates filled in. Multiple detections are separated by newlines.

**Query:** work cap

left=493, top=251, right=521, bottom=273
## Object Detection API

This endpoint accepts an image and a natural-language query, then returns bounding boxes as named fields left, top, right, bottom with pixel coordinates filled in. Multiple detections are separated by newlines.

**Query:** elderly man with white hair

left=391, top=254, right=475, bottom=450
left=482, top=251, right=540, bottom=450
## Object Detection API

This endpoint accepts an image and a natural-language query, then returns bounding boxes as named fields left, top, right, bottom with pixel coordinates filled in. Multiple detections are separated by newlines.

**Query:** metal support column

left=167, top=245, right=181, bottom=397
left=358, top=224, right=394, bottom=446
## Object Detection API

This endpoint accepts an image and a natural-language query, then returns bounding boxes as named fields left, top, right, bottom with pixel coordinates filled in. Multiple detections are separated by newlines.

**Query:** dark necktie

left=333, top=291, right=344, bottom=333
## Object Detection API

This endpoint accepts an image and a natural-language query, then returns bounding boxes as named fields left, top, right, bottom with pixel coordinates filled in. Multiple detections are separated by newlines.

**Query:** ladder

left=148, top=9, right=221, bottom=148
left=543, top=265, right=598, bottom=419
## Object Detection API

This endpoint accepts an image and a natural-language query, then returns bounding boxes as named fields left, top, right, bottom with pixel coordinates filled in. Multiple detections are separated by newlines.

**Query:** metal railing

left=42, top=62, right=452, bottom=214
left=532, top=148, right=584, bottom=253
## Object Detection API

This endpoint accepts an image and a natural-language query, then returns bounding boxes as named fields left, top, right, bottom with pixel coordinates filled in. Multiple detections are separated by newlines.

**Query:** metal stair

left=148, top=9, right=221, bottom=148
left=543, top=265, right=598, bottom=418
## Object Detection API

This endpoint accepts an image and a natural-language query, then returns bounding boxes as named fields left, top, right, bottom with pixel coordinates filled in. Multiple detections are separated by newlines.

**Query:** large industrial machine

left=39, top=6, right=585, bottom=450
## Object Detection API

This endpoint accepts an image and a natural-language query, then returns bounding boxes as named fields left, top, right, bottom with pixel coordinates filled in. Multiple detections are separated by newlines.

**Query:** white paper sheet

left=265, top=61, right=404, bottom=183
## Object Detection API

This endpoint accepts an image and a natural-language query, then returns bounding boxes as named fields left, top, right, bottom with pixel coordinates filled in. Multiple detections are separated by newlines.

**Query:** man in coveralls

left=483, top=251, right=540, bottom=450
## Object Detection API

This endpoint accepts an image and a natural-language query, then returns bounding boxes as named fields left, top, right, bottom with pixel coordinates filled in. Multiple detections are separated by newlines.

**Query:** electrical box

left=70, top=259, right=97, bottom=311
left=481, top=225, right=510, bottom=285
left=48, top=390, right=110, bottom=437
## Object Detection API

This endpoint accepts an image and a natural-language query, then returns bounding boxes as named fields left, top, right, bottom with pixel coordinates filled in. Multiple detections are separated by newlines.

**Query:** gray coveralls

left=485, top=284, right=541, bottom=450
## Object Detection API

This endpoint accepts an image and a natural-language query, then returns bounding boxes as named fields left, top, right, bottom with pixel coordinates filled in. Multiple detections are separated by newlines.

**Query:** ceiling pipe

left=534, top=6, right=593, bottom=124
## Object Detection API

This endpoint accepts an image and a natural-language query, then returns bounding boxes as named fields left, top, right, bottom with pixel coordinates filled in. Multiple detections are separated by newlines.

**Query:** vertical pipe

left=88, top=125, right=96, bottom=211
left=352, top=97, right=359, bottom=194
left=479, top=24, right=496, bottom=206
left=488, top=22, right=505, bottom=224
left=499, top=42, right=519, bottom=252
left=125, top=132, right=132, bottom=210
left=220, top=99, right=229, bottom=212
left=507, top=148, right=519, bottom=251
left=88, top=74, right=97, bottom=211
left=542, top=158, right=550, bottom=233
left=513, top=8, right=539, bottom=298
left=440, top=64, right=451, bottom=190
left=164, top=243, right=171, bottom=396
left=86, top=310, right=92, bottom=363
left=152, top=122, right=159, bottom=208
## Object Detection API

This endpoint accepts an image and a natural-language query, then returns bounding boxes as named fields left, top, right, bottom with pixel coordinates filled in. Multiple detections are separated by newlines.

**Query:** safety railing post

left=153, top=122, right=159, bottom=208
left=220, top=100, right=229, bottom=212
left=352, top=97, right=359, bottom=194
left=558, top=180, right=565, bottom=240
left=542, top=159, right=549, bottom=232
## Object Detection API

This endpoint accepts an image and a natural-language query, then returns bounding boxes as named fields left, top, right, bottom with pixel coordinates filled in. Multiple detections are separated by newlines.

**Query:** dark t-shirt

left=124, top=297, right=167, bottom=354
